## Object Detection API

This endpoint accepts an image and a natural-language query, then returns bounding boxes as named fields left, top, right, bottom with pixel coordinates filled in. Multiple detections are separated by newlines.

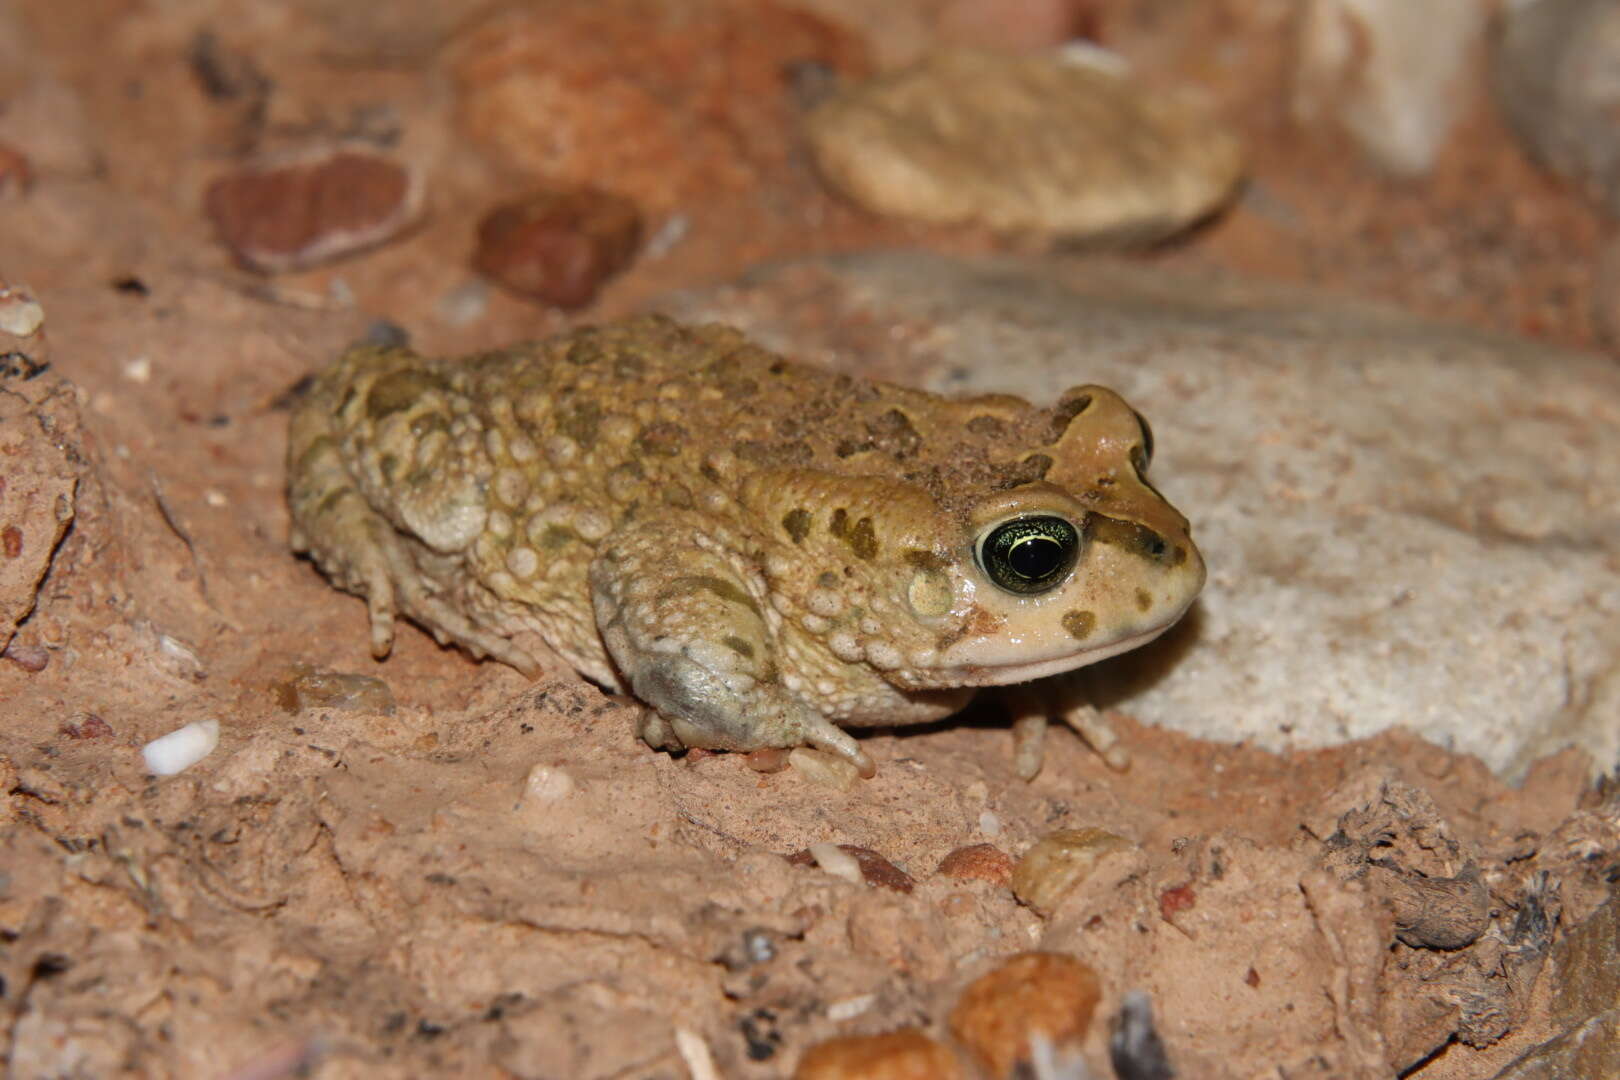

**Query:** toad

left=288, top=316, right=1204, bottom=777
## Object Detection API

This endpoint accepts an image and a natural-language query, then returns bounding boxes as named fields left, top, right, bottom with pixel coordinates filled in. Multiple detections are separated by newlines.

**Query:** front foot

left=628, top=652, right=876, bottom=778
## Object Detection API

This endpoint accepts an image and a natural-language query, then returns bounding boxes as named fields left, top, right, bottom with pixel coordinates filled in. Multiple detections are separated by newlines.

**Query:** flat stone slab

left=660, top=252, right=1620, bottom=776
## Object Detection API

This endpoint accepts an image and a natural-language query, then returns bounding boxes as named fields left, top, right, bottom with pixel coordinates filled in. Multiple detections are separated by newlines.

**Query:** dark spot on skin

left=866, top=408, right=921, bottom=459
left=379, top=453, right=400, bottom=481
left=721, top=635, right=755, bottom=659
left=817, top=571, right=840, bottom=589
left=835, top=438, right=873, bottom=458
left=365, top=369, right=448, bottom=421
left=733, top=440, right=813, bottom=466
left=657, top=574, right=762, bottom=619
left=1062, top=610, right=1096, bottom=640
left=540, top=525, right=579, bottom=550
left=848, top=517, right=878, bottom=560
left=700, top=463, right=721, bottom=483
left=768, top=360, right=788, bottom=375
left=1045, top=391, right=1094, bottom=443
left=1087, top=517, right=1175, bottom=565
left=564, top=337, right=605, bottom=366
left=635, top=421, right=686, bottom=457
left=663, top=484, right=694, bottom=509
left=409, top=413, right=447, bottom=441
left=904, top=548, right=946, bottom=570
left=829, top=508, right=848, bottom=538
left=966, top=414, right=1007, bottom=437
left=991, top=453, right=1053, bottom=490
left=556, top=399, right=602, bottom=447
left=782, top=508, right=812, bottom=543
left=1136, top=588, right=1153, bottom=612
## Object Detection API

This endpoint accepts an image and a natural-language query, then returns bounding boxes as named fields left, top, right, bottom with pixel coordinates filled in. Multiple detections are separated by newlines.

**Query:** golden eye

left=976, top=515, right=1081, bottom=595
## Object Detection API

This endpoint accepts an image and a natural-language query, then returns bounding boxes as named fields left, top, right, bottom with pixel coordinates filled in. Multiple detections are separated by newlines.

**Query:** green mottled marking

left=656, top=574, right=761, bottom=619
left=721, top=635, right=755, bottom=659
left=829, top=508, right=849, bottom=538
left=366, top=369, right=447, bottom=421
left=847, top=517, right=878, bottom=560
left=1135, top=588, right=1153, bottom=612
left=782, top=508, right=812, bottom=544
left=1062, top=610, right=1096, bottom=640
left=817, top=571, right=840, bottom=589
left=636, top=421, right=686, bottom=457
left=556, top=399, right=602, bottom=447
left=540, top=525, right=579, bottom=550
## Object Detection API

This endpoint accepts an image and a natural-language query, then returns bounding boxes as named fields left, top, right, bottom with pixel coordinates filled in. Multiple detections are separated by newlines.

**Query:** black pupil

left=1007, top=535, right=1063, bottom=579
left=980, top=515, right=1080, bottom=595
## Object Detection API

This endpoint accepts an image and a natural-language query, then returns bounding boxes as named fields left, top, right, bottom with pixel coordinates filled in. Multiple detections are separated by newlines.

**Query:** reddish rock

left=204, top=148, right=421, bottom=273
left=937, top=843, right=1015, bottom=887
left=795, top=1029, right=963, bottom=1079
left=786, top=843, right=915, bottom=893
left=450, top=0, right=866, bottom=211
left=61, top=714, right=114, bottom=739
left=949, top=952, right=1101, bottom=1079
left=473, top=187, right=642, bottom=309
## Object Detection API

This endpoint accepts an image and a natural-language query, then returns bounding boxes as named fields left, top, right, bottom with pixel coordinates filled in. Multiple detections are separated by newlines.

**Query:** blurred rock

left=662, top=252, right=1620, bottom=775
left=204, top=147, right=422, bottom=273
left=451, top=0, right=866, bottom=212
left=805, top=49, right=1243, bottom=242
left=1495, top=0, right=1620, bottom=219
left=936, top=843, right=1014, bottom=887
left=794, top=1029, right=963, bottom=1079
left=949, top=952, right=1101, bottom=1078
left=473, top=188, right=642, bottom=310
left=1292, top=0, right=1484, bottom=176
left=1011, top=828, right=1133, bottom=915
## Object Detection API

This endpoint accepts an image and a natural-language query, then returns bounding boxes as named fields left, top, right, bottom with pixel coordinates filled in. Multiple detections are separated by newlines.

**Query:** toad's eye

left=1131, top=409, right=1154, bottom=473
left=976, top=515, right=1081, bottom=595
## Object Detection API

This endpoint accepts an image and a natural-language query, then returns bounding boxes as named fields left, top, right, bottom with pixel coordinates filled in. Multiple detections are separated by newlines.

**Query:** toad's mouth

left=925, top=621, right=1178, bottom=689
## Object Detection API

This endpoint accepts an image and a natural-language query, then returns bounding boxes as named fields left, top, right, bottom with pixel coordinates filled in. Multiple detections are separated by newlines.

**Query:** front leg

left=589, top=516, right=876, bottom=778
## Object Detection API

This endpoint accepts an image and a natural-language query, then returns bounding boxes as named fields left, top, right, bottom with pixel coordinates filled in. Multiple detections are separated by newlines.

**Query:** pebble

left=142, top=719, right=220, bottom=776
left=473, top=187, right=641, bottom=310
left=793, top=1029, right=963, bottom=1080
left=804, top=48, right=1243, bottom=242
left=948, top=952, right=1101, bottom=1079
left=271, top=665, right=395, bottom=715
left=664, top=251, right=1620, bottom=777
left=204, top=147, right=422, bottom=273
left=1010, top=828, right=1132, bottom=915
left=451, top=0, right=867, bottom=211
left=936, top=843, right=1014, bottom=888
left=1494, top=0, right=1620, bottom=219
left=788, top=843, right=915, bottom=893
left=1292, top=0, right=1484, bottom=176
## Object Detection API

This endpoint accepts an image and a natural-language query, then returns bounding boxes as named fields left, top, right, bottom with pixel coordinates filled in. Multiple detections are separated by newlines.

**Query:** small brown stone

left=794, top=1029, right=963, bottom=1079
left=473, top=187, right=641, bottom=310
left=786, top=843, right=915, bottom=893
left=937, top=843, right=1014, bottom=887
left=2, top=641, right=49, bottom=672
left=204, top=148, right=422, bottom=273
left=949, top=952, right=1101, bottom=1079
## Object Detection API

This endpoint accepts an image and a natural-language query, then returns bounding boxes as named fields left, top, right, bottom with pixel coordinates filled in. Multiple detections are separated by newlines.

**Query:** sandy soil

left=1, top=1, right=1616, bottom=1077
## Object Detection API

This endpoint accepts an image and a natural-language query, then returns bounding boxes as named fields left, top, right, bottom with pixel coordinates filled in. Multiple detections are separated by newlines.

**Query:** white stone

left=142, top=719, right=220, bottom=776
